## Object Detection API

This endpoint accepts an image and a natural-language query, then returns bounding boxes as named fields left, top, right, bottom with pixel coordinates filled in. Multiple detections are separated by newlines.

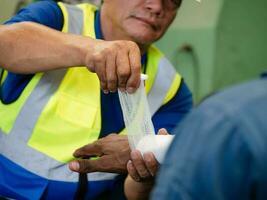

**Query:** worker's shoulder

left=199, top=78, right=267, bottom=122
left=18, top=0, right=61, bottom=16
left=6, top=0, right=63, bottom=30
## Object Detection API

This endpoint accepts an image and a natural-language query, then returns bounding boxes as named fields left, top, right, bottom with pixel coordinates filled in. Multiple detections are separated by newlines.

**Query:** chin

left=127, top=29, right=161, bottom=45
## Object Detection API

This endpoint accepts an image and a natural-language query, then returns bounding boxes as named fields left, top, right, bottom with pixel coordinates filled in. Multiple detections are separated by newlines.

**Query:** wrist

left=124, top=175, right=154, bottom=200
left=65, top=34, right=94, bottom=67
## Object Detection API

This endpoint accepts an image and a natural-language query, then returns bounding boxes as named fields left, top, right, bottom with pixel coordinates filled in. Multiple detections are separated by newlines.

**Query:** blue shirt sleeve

left=1, top=0, right=63, bottom=104
left=152, top=79, right=193, bottom=134
left=4, top=0, right=63, bottom=30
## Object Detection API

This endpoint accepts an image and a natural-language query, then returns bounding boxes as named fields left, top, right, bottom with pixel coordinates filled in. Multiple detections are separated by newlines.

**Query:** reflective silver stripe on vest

left=0, top=69, right=70, bottom=181
left=64, top=4, right=84, bottom=35
left=148, top=57, right=177, bottom=115
left=0, top=4, right=118, bottom=182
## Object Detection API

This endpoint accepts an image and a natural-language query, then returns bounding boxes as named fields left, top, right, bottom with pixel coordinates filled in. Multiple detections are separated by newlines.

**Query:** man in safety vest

left=0, top=0, right=192, bottom=199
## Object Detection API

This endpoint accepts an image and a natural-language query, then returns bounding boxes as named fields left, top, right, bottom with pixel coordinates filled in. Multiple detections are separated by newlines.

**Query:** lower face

left=103, top=0, right=177, bottom=45
left=122, top=16, right=163, bottom=45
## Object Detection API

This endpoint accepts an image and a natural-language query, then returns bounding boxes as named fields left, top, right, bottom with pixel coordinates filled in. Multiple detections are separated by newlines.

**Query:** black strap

left=74, top=173, right=88, bottom=200
left=0, top=69, right=4, bottom=84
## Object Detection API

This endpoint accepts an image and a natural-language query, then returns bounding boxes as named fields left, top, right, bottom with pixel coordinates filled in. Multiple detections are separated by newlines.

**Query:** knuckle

left=128, top=41, right=138, bottom=48
left=93, top=53, right=104, bottom=63
left=113, top=41, right=122, bottom=49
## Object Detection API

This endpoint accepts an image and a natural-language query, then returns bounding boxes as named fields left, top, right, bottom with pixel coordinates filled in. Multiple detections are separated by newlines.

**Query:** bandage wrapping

left=118, top=74, right=174, bottom=163
left=118, top=74, right=156, bottom=150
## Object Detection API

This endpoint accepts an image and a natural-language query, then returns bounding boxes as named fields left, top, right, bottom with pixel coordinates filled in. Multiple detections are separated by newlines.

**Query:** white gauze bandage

left=118, top=74, right=174, bottom=163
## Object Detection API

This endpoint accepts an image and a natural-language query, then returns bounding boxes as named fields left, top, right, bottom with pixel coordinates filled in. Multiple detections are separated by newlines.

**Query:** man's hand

left=124, top=128, right=169, bottom=200
left=85, top=40, right=141, bottom=94
left=127, top=128, right=168, bottom=182
left=69, top=134, right=130, bottom=174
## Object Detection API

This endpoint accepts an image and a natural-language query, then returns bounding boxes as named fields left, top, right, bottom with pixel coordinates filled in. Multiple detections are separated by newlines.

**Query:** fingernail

left=103, top=90, right=109, bottom=94
left=70, top=161, right=80, bottom=171
left=127, top=87, right=135, bottom=94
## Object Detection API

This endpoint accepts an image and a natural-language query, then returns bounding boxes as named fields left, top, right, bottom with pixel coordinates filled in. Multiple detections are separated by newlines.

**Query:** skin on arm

left=124, top=128, right=168, bottom=200
left=124, top=151, right=157, bottom=200
left=124, top=173, right=155, bottom=200
left=0, top=23, right=90, bottom=73
left=0, top=22, right=141, bottom=93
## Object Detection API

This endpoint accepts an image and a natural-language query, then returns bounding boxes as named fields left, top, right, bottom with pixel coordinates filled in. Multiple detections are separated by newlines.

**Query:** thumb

left=157, top=128, right=169, bottom=135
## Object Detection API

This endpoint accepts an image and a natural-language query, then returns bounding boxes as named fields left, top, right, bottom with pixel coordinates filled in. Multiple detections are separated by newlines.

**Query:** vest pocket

left=28, top=92, right=101, bottom=163
left=56, top=92, right=98, bottom=128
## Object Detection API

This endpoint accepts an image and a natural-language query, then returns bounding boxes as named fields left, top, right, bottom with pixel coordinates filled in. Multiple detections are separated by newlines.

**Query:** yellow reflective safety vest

left=0, top=3, right=181, bottom=183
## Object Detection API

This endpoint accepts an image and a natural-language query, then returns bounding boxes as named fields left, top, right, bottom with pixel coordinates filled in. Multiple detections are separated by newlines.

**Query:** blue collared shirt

left=152, top=76, right=267, bottom=200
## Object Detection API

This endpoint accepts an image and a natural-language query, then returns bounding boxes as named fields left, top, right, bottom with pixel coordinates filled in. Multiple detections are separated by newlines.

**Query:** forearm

left=0, top=22, right=94, bottom=73
left=124, top=175, right=154, bottom=200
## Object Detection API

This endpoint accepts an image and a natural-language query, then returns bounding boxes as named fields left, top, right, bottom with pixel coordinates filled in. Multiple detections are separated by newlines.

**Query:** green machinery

left=156, top=0, right=267, bottom=103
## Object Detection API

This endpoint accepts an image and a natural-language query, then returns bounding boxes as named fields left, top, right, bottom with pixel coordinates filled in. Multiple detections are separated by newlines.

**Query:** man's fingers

left=131, top=150, right=151, bottom=179
left=127, top=43, right=141, bottom=93
left=93, top=53, right=108, bottom=93
left=69, top=155, right=127, bottom=174
left=143, top=152, right=159, bottom=177
left=116, top=49, right=130, bottom=92
left=106, top=52, right=117, bottom=92
left=73, top=142, right=103, bottom=158
left=127, top=160, right=141, bottom=182
left=69, top=159, right=98, bottom=173
left=86, top=40, right=141, bottom=93
left=158, top=128, right=169, bottom=135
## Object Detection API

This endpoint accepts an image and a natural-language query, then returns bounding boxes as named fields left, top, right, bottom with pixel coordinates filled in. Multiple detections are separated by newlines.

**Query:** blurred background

left=1, top=0, right=266, bottom=103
